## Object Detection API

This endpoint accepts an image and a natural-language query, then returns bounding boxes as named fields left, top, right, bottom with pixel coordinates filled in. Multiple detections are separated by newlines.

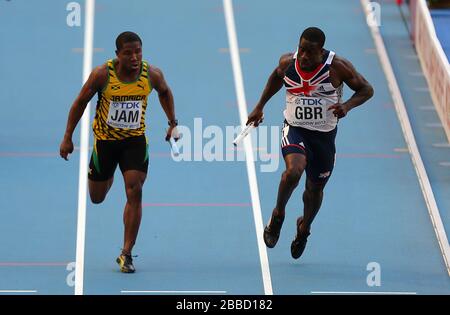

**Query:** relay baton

left=167, top=127, right=182, bottom=157
left=169, top=137, right=180, bottom=156
left=233, top=122, right=255, bottom=146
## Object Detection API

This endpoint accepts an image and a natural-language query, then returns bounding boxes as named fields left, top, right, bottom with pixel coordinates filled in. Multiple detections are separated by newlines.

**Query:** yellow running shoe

left=116, top=254, right=135, bottom=273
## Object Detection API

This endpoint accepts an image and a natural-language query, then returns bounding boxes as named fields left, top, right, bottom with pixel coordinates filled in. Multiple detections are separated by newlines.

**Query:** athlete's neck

left=115, top=60, right=141, bottom=82
left=300, top=64, right=319, bottom=72
left=298, top=50, right=326, bottom=72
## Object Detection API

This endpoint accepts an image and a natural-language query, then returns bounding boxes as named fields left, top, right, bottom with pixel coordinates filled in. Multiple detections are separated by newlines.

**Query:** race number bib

left=286, top=95, right=326, bottom=127
left=107, top=100, right=143, bottom=129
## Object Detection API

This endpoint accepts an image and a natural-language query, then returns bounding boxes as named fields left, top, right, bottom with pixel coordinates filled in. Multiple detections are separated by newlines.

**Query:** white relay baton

left=233, top=122, right=256, bottom=146
left=169, top=137, right=180, bottom=156
left=167, top=127, right=182, bottom=157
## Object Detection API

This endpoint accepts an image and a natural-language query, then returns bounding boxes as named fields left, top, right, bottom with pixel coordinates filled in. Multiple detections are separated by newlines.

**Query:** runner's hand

left=246, top=108, right=264, bottom=127
left=165, top=125, right=180, bottom=142
left=328, top=103, right=349, bottom=119
left=60, top=137, right=74, bottom=161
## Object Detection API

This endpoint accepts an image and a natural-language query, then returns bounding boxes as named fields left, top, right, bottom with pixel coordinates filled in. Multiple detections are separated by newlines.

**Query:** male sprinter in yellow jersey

left=60, top=32, right=178, bottom=273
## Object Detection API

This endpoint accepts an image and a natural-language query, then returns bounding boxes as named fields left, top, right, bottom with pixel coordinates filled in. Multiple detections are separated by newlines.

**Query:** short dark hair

left=115, top=31, right=142, bottom=50
left=300, top=27, right=326, bottom=48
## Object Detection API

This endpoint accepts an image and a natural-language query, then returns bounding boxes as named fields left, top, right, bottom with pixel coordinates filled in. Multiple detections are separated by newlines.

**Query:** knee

left=282, top=168, right=302, bottom=186
left=89, top=178, right=113, bottom=205
left=305, top=181, right=325, bottom=197
left=126, top=182, right=143, bottom=203
left=90, top=194, right=106, bottom=204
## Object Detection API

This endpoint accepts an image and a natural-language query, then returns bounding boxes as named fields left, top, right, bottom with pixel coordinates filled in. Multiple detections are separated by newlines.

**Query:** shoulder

left=147, top=64, right=169, bottom=91
left=330, top=55, right=358, bottom=81
left=89, top=63, right=108, bottom=90
left=92, top=63, right=108, bottom=80
left=330, top=55, right=355, bottom=75
left=147, top=64, right=165, bottom=84
left=276, top=53, right=294, bottom=77
left=279, top=52, right=294, bottom=69
left=147, top=64, right=163, bottom=77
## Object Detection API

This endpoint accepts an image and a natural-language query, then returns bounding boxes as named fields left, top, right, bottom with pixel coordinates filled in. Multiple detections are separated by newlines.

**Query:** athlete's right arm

left=246, top=53, right=292, bottom=127
left=59, top=65, right=107, bottom=161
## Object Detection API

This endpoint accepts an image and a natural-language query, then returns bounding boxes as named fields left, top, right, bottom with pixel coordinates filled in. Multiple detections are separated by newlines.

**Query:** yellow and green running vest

left=92, top=59, right=152, bottom=140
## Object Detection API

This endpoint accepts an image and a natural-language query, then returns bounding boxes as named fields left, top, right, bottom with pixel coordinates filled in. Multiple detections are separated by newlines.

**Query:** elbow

left=158, top=87, right=171, bottom=99
left=367, top=84, right=374, bottom=99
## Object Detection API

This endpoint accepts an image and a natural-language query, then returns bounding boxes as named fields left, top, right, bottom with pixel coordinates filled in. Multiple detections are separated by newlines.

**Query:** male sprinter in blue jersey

left=60, top=32, right=179, bottom=273
left=247, top=27, right=373, bottom=259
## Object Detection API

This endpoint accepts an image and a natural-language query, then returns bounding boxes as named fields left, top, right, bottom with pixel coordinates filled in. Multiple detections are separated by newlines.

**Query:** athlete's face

left=116, top=41, right=142, bottom=72
left=297, top=38, right=323, bottom=71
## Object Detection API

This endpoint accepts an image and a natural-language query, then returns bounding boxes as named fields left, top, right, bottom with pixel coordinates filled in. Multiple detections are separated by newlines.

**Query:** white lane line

left=222, top=0, right=273, bottom=295
left=405, top=54, right=419, bottom=59
left=364, top=48, right=377, bottom=54
left=425, top=123, right=443, bottom=128
left=433, top=143, right=450, bottom=148
left=75, top=0, right=95, bottom=296
left=408, top=71, right=425, bottom=77
left=413, top=87, right=430, bottom=92
left=418, top=106, right=436, bottom=111
left=72, top=47, right=104, bottom=53
left=121, top=290, right=227, bottom=294
left=0, top=290, right=37, bottom=293
left=362, top=0, right=450, bottom=277
left=218, top=47, right=251, bottom=53
left=311, top=291, right=417, bottom=295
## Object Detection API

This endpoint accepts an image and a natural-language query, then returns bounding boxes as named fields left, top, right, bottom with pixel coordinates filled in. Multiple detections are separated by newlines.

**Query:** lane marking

left=336, top=153, right=406, bottom=159
left=0, top=262, right=70, bottom=266
left=219, top=47, right=251, bottom=53
left=121, top=290, right=227, bottom=294
left=0, top=290, right=37, bottom=294
left=72, top=47, right=104, bottom=53
left=408, top=71, right=425, bottom=77
left=311, top=291, right=417, bottom=295
left=425, top=123, right=443, bottom=128
left=413, top=87, right=430, bottom=92
left=393, top=147, right=409, bottom=152
left=364, top=48, right=377, bottom=54
left=418, top=106, right=436, bottom=111
left=142, top=203, right=251, bottom=207
left=362, top=0, right=450, bottom=277
left=433, top=143, right=450, bottom=148
left=223, top=0, right=273, bottom=295
left=75, top=0, right=96, bottom=296
left=405, top=54, right=419, bottom=59
left=0, top=152, right=60, bottom=157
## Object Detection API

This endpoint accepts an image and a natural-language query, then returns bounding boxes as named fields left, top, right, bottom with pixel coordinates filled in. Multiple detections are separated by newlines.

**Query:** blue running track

left=0, top=0, right=449, bottom=295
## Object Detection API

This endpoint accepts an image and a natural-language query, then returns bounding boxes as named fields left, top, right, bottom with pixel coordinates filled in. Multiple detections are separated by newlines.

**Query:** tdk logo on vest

left=295, top=98, right=323, bottom=106
left=113, top=102, right=141, bottom=109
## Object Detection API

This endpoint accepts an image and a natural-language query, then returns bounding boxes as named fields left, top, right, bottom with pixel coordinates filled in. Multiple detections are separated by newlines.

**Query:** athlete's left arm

left=149, top=65, right=178, bottom=141
left=328, top=57, right=374, bottom=118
